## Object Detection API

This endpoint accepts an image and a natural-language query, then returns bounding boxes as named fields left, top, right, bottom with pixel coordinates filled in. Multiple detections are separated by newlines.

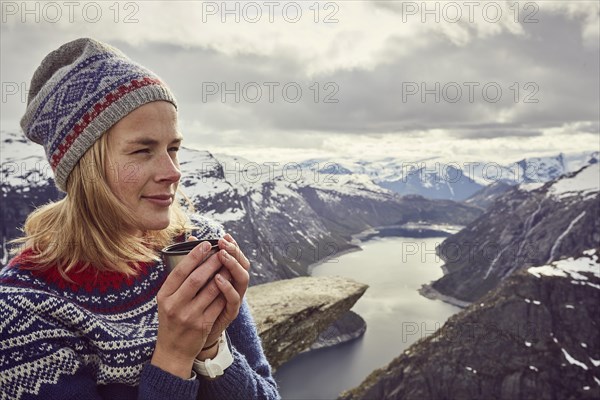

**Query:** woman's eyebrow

left=125, top=136, right=183, bottom=146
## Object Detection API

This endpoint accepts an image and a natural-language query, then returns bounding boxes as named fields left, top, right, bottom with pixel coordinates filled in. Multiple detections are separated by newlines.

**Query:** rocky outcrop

left=431, top=165, right=600, bottom=303
left=246, top=276, right=368, bottom=371
left=306, top=311, right=366, bottom=352
left=340, top=249, right=600, bottom=400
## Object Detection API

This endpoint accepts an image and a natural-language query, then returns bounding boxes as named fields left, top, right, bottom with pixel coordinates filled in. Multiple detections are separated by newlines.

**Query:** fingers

left=215, top=273, right=241, bottom=320
left=219, top=235, right=250, bottom=271
left=159, top=241, right=215, bottom=297
left=204, top=297, right=227, bottom=325
left=217, top=247, right=249, bottom=299
left=190, top=267, right=233, bottom=312
left=177, top=252, right=222, bottom=301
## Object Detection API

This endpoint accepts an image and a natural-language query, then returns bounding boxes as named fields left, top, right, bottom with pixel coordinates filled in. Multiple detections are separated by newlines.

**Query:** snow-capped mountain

left=464, top=151, right=599, bottom=209
left=429, top=163, right=600, bottom=303
left=294, top=152, right=597, bottom=202
left=378, top=164, right=483, bottom=201
left=1, top=131, right=482, bottom=283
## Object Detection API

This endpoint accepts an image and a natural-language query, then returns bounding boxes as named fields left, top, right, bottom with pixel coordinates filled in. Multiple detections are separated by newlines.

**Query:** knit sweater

left=0, top=215, right=280, bottom=400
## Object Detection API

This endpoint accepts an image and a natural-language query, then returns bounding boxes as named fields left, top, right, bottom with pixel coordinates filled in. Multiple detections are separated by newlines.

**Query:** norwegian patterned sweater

left=0, top=215, right=280, bottom=400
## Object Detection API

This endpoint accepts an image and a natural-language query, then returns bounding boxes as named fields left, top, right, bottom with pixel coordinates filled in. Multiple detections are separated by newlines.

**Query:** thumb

left=187, top=235, right=198, bottom=241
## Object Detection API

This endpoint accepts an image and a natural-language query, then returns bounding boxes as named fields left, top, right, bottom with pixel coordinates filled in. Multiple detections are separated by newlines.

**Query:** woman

left=0, top=38, right=280, bottom=400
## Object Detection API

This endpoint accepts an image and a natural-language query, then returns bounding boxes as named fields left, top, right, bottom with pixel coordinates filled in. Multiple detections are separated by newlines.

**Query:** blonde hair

left=8, top=131, right=196, bottom=282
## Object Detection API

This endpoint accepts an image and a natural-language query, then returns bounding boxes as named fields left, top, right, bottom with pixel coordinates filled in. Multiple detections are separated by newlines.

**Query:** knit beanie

left=20, top=37, right=178, bottom=193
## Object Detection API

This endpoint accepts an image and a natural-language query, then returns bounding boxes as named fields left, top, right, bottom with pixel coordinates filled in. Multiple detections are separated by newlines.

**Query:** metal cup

left=161, top=239, right=220, bottom=272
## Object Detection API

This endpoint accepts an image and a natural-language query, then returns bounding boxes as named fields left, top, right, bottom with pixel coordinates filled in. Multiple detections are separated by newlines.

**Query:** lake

left=274, top=232, right=462, bottom=400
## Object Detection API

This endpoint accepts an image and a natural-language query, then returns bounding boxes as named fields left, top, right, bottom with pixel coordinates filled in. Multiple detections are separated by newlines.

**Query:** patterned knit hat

left=20, top=37, right=178, bottom=193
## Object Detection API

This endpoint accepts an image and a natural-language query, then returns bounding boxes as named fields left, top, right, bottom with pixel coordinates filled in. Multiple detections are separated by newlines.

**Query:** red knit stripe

left=50, top=77, right=163, bottom=169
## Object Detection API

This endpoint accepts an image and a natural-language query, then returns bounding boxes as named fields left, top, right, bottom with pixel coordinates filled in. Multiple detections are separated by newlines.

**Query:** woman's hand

left=151, top=240, right=226, bottom=379
left=195, top=233, right=251, bottom=361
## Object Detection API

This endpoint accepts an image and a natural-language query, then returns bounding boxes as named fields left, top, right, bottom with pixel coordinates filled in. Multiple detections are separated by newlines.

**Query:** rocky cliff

left=340, top=249, right=600, bottom=400
left=430, top=165, right=599, bottom=303
left=245, top=276, right=368, bottom=371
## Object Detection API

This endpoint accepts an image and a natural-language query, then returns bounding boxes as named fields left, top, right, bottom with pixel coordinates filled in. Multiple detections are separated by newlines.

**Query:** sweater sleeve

left=15, top=361, right=199, bottom=400
left=196, top=299, right=281, bottom=400
left=137, top=363, right=200, bottom=400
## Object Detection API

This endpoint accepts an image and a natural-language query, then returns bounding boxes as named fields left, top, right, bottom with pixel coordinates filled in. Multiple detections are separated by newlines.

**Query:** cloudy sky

left=1, top=1, right=598, bottom=164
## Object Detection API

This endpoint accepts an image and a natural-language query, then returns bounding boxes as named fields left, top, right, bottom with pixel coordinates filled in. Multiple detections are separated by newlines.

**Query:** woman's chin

left=139, top=217, right=171, bottom=232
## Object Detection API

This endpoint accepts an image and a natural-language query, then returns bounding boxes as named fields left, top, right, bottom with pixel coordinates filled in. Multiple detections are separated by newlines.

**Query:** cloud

left=450, top=128, right=543, bottom=139
left=0, top=0, right=597, bottom=164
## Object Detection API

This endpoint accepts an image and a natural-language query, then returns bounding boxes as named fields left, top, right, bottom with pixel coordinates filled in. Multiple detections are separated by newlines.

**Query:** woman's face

left=105, top=101, right=182, bottom=236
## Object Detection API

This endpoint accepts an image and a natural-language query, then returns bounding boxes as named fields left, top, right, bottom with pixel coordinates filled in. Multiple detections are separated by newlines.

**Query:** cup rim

left=161, top=239, right=220, bottom=255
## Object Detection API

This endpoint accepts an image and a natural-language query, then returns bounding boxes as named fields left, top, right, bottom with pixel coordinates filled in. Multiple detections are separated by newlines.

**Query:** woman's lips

left=142, top=196, right=173, bottom=207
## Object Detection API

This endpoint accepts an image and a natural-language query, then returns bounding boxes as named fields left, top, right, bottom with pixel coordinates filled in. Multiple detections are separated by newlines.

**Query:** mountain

left=0, top=131, right=483, bottom=284
left=378, top=164, right=483, bottom=201
left=463, top=180, right=514, bottom=210
left=461, top=152, right=599, bottom=209
left=563, top=150, right=599, bottom=172
left=299, top=152, right=597, bottom=202
left=340, top=248, right=600, bottom=400
left=425, top=164, right=600, bottom=304
left=513, top=153, right=568, bottom=184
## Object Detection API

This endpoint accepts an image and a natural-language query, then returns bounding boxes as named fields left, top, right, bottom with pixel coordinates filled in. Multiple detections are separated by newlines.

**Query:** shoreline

left=353, top=223, right=464, bottom=240
left=418, top=283, right=472, bottom=309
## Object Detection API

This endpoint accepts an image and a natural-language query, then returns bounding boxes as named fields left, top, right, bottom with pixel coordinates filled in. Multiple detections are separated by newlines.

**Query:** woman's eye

left=132, top=147, right=179, bottom=155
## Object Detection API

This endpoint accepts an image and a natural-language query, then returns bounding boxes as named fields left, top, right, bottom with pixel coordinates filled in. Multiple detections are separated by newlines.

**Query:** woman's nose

left=156, top=152, right=182, bottom=183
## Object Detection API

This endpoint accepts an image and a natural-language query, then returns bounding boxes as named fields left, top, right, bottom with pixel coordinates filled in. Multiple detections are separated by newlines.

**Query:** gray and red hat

left=20, top=37, right=178, bottom=192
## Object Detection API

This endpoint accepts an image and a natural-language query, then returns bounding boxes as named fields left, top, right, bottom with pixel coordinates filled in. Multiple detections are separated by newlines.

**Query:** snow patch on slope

left=528, top=249, right=600, bottom=286
left=548, top=165, right=599, bottom=200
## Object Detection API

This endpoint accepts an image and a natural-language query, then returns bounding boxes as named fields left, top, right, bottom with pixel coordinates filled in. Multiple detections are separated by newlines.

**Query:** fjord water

left=274, top=235, right=461, bottom=400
